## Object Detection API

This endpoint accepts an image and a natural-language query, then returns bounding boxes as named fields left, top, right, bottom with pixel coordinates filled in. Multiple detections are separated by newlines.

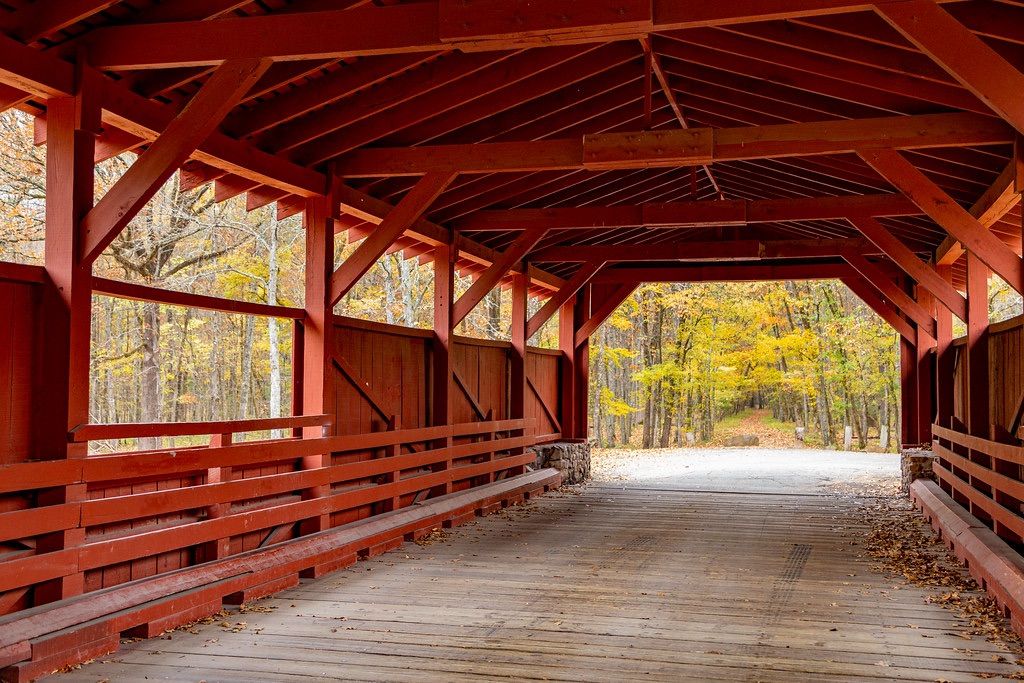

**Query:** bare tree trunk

left=239, top=316, right=255, bottom=420
left=267, top=216, right=283, bottom=437
left=139, top=302, right=162, bottom=450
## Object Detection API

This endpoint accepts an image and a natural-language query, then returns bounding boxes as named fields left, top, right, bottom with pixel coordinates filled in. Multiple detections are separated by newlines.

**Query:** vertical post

left=965, top=251, right=990, bottom=438
left=300, top=189, right=336, bottom=535
left=35, top=70, right=100, bottom=604
left=934, top=264, right=955, bottom=430
left=432, top=242, right=455, bottom=494
left=965, top=250, right=992, bottom=521
left=899, top=337, right=917, bottom=448
left=915, top=286, right=934, bottom=444
left=558, top=298, right=577, bottom=440
left=509, top=271, right=528, bottom=475
left=558, top=285, right=592, bottom=441
left=199, top=432, right=233, bottom=562
left=575, top=284, right=592, bottom=440
left=291, top=318, right=304, bottom=438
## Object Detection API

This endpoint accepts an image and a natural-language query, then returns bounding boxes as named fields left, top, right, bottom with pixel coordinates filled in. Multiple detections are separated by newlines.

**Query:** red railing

left=0, top=416, right=536, bottom=601
left=932, top=423, right=1024, bottom=543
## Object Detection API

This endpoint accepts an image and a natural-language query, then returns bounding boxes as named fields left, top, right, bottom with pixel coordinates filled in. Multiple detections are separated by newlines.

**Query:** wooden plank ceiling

left=1, top=0, right=1021, bottom=291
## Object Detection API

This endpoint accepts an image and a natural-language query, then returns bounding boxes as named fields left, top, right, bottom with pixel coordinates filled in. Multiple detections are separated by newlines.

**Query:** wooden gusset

left=847, top=216, right=966, bottom=322
left=454, top=193, right=919, bottom=232
left=451, top=228, right=547, bottom=326
left=329, top=172, right=456, bottom=306
left=575, top=283, right=637, bottom=348
left=80, top=58, right=272, bottom=264
left=340, top=112, right=1010, bottom=177
left=452, top=368, right=487, bottom=421
left=860, top=147, right=1023, bottom=294
left=937, top=158, right=1023, bottom=266
left=875, top=1, right=1024, bottom=137
left=331, top=352, right=394, bottom=424
left=840, top=276, right=916, bottom=343
left=526, top=262, right=604, bottom=340
left=841, top=250, right=936, bottom=342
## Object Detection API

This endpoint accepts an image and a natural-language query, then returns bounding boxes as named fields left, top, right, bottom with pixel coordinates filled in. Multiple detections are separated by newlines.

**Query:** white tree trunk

left=267, top=216, right=283, bottom=438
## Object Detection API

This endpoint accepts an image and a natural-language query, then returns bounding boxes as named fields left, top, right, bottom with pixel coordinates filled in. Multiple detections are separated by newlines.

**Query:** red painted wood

left=966, top=252, right=991, bottom=438
left=81, top=58, right=272, bottom=264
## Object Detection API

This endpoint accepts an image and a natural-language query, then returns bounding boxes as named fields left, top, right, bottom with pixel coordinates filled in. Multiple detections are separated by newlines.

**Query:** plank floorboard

left=55, top=484, right=1023, bottom=682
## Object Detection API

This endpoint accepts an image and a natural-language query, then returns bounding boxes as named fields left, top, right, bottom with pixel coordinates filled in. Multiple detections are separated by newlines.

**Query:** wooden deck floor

left=57, top=481, right=1022, bottom=682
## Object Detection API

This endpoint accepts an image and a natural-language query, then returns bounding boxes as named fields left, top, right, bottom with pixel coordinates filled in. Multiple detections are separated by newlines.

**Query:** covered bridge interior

left=2, top=0, right=1024, bottom=679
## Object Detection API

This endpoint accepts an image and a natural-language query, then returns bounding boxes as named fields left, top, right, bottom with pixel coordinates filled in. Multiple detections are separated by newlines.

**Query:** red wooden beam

left=526, top=262, right=604, bottom=340
left=339, top=112, right=1010, bottom=176
left=433, top=243, right=455, bottom=428
left=35, top=71, right=102, bottom=605
left=641, top=35, right=722, bottom=198
left=847, top=215, right=966, bottom=321
left=300, top=187, right=337, bottom=536
left=7, top=1, right=119, bottom=43
left=93, top=276, right=304, bottom=320
left=336, top=183, right=564, bottom=292
left=451, top=228, right=547, bottom=326
left=81, top=1, right=941, bottom=70
left=454, top=192, right=919, bottom=231
left=593, top=261, right=853, bottom=283
left=510, top=272, right=528, bottom=428
left=841, top=250, right=936, bottom=342
left=840, top=275, right=916, bottom=343
left=860, top=147, right=1023, bottom=294
left=531, top=238, right=866, bottom=263
left=80, top=58, right=271, bottom=264
left=875, top=0, right=1024, bottom=136
left=575, top=283, right=637, bottom=348
left=330, top=172, right=456, bottom=306
left=934, top=263, right=956, bottom=430
left=936, top=158, right=1022, bottom=266
left=964, top=252, right=990, bottom=438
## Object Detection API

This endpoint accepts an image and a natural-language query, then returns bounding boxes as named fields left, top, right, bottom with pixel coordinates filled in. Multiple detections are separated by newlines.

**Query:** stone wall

left=901, top=447, right=936, bottom=494
left=532, top=441, right=591, bottom=485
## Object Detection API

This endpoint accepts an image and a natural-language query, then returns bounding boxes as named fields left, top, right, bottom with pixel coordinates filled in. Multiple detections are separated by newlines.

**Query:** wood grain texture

left=53, top=482, right=1023, bottom=683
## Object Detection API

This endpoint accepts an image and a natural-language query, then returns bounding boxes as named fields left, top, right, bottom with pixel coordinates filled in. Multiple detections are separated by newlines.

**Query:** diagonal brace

left=330, top=171, right=456, bottom=306
left=526, top=261, right=604, bottom=340
left=451, top=227, right=548, bottom=327
left=848, top=215, right=966, bottom=322
left=859, top=147, right=1023, bottom=294
left=80, top=58, right=271, bottom=264
left=842, top=249, right=936, bottom=341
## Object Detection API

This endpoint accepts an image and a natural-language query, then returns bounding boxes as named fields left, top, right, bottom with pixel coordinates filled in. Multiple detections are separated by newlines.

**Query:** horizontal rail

left=932, top=423, right=1024, bottom=548
left=0, top=418, right=537, bottom=595
left=70, top=414, right=331, bottom=442
left=932, top=424, right=1024, bottom=463
left=93, top=276, right=305, bottom=320
left=0, top=261, right=45, bottom=285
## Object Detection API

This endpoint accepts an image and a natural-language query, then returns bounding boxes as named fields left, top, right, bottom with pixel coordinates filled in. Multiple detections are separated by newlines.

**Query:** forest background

left=1, top=111, right=1019, bottom=452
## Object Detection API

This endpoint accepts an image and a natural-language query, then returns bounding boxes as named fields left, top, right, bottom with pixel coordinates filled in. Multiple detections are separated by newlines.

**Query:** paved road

left=592, top=447, right=900, bottom=496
